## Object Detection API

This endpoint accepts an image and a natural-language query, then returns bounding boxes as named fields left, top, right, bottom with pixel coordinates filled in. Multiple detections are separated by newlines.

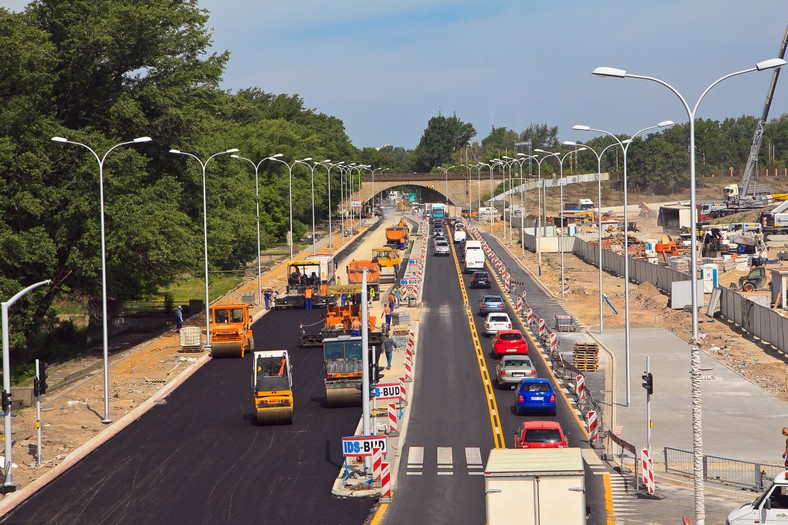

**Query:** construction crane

left=730, top=24, right=788, bottom=206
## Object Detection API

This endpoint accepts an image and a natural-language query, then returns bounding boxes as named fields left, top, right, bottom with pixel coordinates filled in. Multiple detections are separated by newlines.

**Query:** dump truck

left=485, top=448, right=587, bottom=525
left=251, top=350, right=293, bottom=425
left=346, top=260, right=380, bottom=295
left=274, top=255, right=336, bottom=309
left=322, top=335, right=381, bottom=406
left=210, top=304, right=254, bottom=358
left=385, top=218, right=410, bottom=248
left=299, top=284, right=383, bottom=347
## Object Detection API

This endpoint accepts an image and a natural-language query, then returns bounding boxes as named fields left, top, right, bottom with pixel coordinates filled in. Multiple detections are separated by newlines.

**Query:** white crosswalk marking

left=404, top=446, right=490, bottom=476
left=609, top=475, right=638, bottom=517
left=406, top=446, right=424, bottom=476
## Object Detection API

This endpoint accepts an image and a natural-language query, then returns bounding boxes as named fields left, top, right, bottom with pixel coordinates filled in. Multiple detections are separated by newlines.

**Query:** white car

left=484, top=312, right=512, bottom=336
left=453, top=229, right=466, bottom=244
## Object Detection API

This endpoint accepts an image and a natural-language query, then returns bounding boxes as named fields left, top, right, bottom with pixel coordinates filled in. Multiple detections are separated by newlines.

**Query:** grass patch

left=160, top=274, right=245, bottom=305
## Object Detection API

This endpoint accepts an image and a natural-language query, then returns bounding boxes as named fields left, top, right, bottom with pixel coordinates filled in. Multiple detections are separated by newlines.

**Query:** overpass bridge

left=356, top=172, right=609, bottom=209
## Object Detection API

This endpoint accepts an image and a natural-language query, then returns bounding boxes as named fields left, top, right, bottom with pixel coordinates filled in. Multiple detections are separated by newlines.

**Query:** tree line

left=0, top=0, right=786, bottom=360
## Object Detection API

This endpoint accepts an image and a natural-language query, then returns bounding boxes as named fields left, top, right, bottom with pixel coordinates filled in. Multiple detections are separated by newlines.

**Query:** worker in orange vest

left=304, top=286, right=314, bottom=310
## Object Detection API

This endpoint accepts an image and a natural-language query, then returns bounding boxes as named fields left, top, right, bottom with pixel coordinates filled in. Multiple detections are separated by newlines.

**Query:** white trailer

left=485, top=448, right=587, bottom=525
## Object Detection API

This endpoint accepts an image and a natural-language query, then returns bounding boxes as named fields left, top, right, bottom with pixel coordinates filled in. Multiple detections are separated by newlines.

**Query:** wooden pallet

left=573, top=342, right=599, bottom=372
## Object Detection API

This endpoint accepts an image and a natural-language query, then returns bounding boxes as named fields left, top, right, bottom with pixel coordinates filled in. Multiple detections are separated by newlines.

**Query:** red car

left=491, top=329, right=528, bottom=357
left=513, top=420, right=568, bottom=449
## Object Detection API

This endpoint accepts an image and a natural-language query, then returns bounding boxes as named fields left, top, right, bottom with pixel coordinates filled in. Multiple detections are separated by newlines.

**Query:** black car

left=470, top=271, right=492, bottom=288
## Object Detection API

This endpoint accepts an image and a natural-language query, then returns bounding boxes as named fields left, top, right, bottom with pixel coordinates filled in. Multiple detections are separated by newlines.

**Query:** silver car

left=494, top=355, right=536, bottom=388
left=433, top=239, right=450, bottom=256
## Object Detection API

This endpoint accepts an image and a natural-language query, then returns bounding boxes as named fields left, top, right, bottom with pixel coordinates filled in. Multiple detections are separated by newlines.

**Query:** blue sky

left=6, top=0, right=787, bottom=150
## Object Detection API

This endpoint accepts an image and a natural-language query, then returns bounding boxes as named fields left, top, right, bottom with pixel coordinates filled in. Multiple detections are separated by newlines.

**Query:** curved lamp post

left=534, top=148, right=585, bottom=299
left=561, top=140, right=626, bottom=335
left=231, top=154, right=275, bottom=305
left=294, top=158, right=317, bottom=253
left=2, top=279, right=51, bottom=491
left=315, top=160, right=334, bottom=249
left=53, top=135, right=151, bottom=424
left=263, top=154, right=297, bottom=260
left=571, top=120, right=674, bottom=405
left=515, top=154, right=539, bottom=254
left=170, top=147, right=239, bottom=352
left=593, top=57, right=785, bottom=525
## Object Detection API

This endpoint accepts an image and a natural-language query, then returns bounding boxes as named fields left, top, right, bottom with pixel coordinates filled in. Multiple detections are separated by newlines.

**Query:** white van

left=728, top=471, right=788, bottom=524
left=453, top=229, right=467, bottom=244
left=478, top=207, right=498, bottom=216
left=463, top=240, right=485, bottom=273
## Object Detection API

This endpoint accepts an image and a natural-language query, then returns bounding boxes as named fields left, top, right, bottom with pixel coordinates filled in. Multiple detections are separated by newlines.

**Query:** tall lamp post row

left=590, top=57, right=785, bottom=525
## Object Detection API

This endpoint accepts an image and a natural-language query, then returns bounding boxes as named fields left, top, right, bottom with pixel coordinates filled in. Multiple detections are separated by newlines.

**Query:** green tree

left=481, top=127, right=520, bottom=157
left=413, top=114, right=476, bottom=172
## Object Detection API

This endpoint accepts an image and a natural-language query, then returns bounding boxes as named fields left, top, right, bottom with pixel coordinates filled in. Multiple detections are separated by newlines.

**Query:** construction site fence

left=520, top=231, right=788, bottom=353
left=664, top=446, right=784, bottom=491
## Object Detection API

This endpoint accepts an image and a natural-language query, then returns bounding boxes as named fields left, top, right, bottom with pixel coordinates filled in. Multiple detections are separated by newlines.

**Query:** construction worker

left=304, top=286, right=314, bottom=310
left=383, top=303, right=392, bottom=328
left=369, top=286, right=376, bottom=302
left=351, top=317, right=362, bottom=336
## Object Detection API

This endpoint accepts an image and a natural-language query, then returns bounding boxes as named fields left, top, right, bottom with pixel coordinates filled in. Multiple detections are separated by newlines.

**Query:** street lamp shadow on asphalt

left=52, top=135, right=152, bottom=425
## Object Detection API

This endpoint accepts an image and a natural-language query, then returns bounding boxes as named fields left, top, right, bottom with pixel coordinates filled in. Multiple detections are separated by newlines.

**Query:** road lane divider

left=449, top=237, right=505, bottom=449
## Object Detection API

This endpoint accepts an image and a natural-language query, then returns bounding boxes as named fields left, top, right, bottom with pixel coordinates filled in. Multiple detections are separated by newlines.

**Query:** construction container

left=179, top=326, right=202, bottom=350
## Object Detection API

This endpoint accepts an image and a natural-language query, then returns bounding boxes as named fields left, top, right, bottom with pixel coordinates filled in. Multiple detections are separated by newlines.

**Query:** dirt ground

left=481, top=214, right=788, bottom=405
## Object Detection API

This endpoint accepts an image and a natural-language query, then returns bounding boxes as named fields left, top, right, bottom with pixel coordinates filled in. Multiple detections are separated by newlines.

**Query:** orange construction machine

left=300, top=285, right=382, bottom=347
left=210, top=303, right=255, bottom=358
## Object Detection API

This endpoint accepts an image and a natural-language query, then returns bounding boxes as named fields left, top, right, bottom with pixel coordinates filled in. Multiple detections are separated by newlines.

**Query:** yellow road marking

left=450, top=238, right=506, bottom=449
left=370, top=502, right=388, bottom=524
left=603, top=472, right=615, bottom=524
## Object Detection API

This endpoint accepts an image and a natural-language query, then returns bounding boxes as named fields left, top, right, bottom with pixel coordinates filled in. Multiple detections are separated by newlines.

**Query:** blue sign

left=408, top=259, right=418, bottom=265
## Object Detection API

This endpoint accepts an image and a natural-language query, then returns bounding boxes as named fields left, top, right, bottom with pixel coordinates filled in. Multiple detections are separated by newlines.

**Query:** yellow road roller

left=210, top=304, right=254, bottom=358
left=252, top=350, right=294, bottom=425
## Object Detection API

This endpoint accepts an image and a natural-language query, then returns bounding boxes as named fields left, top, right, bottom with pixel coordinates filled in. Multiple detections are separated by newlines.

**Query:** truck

left=385, top=219, right=410, bottom=249
left=209, top=304, right=255, bottom=358
left=484, top=448, right=586, bottom=525
left=727, top=470, right=788, bottom=524
left=346, top=260, right=381, bottom=295
left=431, top=203, right=446, bottom=222
left=251, top=350, right=294, bottom=425
left=322, top=335, right=381, bottom=406
left=463, top=240, right=485, bottom=273
left=274, top=254, right=337, bottom=309
left=759, top=200, right=788, bottom=235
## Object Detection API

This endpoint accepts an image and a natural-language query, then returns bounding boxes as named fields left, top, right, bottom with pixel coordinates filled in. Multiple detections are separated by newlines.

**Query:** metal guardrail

left=664, top=446, right=784, bottom=491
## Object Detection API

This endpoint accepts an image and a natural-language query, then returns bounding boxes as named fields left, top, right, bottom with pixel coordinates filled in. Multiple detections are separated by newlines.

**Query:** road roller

left=252, top=350, right=294, bottom=425
left=300, top=285, right=383, bottom=348
left=210, top=304, right=254, bottom=358
left=322, top=336, right=381, bottom=407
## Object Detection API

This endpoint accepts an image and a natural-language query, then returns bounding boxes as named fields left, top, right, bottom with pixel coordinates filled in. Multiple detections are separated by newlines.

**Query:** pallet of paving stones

left=389, top=324, right=410, bottom=337
left=572, top=342, right=599, bottom=372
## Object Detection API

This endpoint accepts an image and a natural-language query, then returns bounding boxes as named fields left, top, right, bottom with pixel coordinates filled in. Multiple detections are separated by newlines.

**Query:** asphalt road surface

left=382, top=228, right=609, bottom=524
left=0, top=309, right=374, bottom=525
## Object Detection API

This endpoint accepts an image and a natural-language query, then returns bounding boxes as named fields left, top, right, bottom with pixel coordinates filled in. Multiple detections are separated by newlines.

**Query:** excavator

left=210, top=304, right=254, bottom=358
left=299, top=285, right=383, bottom=347
left=251, top=350, right=293, bottom=425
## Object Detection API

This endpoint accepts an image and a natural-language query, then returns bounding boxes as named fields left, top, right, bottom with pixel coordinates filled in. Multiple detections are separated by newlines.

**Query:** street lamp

left=231, top=154, right=272, bottom=306
left=561, top=140, right=623, bottom=335
left=2, top=279, right=51, bottom=492
left=534, top=148, right=584, bottom=299
left=263, top=154, right=296, bottom=260
left=169, top=147, right=239, bottom=352
left=53, top=135, right=151, bottom=424
left=500, top=156, right=518, bottom=244
left=571, top=121, right=674, bottom=403
left=436, top=165, right=456, bottom=211
left=295, top=158, right=317, bottom=253
left=593, top=57, right=785, bottom=525
left=315, top=160, right=334, bottom=249
left=515, top=154, right=538, bottom=254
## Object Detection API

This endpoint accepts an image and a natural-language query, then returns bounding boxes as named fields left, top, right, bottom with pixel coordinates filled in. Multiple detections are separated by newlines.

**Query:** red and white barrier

left=372, top=447, right=383, bottom=481
left=586, top=410, right=598, bottom=443
left=404, top=352, right=413, bottom=382
left=538, top=318, right=546, bottom=339
left=549, top=332, right=558, bottom=355
left=641, top=449, right=655, bottom=495
left=399, top=377, right=407, bottom=400
left=381, top=461, right=392, bottom=500
left=576, top=374, right=586, bottom=402
left=516, top=296, right=523, bottom=311
left=388, top=403, right=398, bottom=435
left=526, top=308, right=533, bottom=326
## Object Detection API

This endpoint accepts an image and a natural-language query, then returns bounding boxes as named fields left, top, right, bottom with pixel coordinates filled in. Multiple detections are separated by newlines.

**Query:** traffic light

left=38, top=362, right=49, bottom=396
left=1, top=391, right=10, bottom=414
left=642, top=372, right=654, bottom=395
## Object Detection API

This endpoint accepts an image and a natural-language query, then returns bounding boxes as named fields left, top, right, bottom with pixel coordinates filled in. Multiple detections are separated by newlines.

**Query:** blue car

left=514, top=378, right=556, bottom=416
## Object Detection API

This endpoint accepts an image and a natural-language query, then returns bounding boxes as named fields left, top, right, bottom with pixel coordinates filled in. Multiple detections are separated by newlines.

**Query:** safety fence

left=664, top=446, right=784, bottom=491
left=717, top=286, right=788, bottom=352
